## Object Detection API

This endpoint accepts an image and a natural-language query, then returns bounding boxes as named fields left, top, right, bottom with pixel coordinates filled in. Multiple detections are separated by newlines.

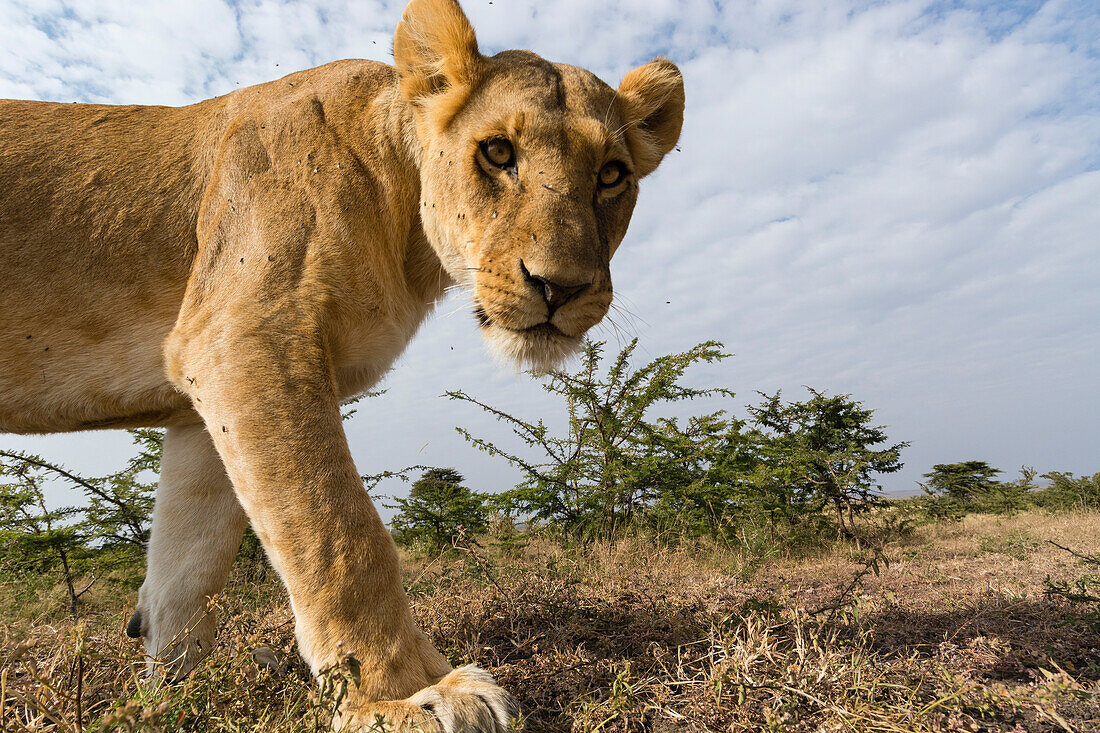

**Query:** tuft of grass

left=4, top=511, right=1100, bottom=731
left=979, top=529, right=1042, bottom=560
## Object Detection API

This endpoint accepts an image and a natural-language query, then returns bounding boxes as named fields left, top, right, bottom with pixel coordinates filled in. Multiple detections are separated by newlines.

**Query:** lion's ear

left=393, top=0, right=482, bottom=103
left=617, top=58, right=685, bottom=178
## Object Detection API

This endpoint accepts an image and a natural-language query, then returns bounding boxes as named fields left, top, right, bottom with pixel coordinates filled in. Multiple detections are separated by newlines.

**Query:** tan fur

left=0, top=0, right=683, bottom=728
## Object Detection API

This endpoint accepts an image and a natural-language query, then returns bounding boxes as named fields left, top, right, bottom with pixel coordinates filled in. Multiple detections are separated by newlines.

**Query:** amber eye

left=481, top=138, right=515, bottom=168
left=598, top=161, right=627, bottom=188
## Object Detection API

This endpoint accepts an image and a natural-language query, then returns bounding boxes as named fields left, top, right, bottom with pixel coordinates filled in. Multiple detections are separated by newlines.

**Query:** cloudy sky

left=2, top=0, right=1097, bottom=516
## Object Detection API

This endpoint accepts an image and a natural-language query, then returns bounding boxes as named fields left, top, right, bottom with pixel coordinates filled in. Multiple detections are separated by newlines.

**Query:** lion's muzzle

left=518, top=259, right=592, bottom=316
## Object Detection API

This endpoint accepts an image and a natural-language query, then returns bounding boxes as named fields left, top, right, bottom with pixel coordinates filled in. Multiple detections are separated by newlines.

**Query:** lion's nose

left=520, top=261, right=591, bottom=316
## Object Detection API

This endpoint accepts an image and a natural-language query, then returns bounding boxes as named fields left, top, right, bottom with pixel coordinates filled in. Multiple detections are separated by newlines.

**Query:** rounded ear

left=393, top=0, right=482, bottom=103
left=617, top=58, right=685, bottom=178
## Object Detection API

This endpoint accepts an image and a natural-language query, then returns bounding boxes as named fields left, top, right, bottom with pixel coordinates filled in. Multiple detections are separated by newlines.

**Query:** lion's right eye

left=598, top=161, right=628, bottom=188
left=480, top=138, right=515, bottom=169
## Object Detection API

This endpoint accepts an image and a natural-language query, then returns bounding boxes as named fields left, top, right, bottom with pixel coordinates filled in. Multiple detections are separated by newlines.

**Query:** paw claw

left=125, top=609, right=144, bottom=639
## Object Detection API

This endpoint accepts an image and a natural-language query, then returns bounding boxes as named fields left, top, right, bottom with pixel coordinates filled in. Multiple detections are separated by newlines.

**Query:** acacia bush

left=448, top=339, right=908, bottom=547
left=449, top=339, right=735, bottom=541
left=1034, top=471, right=1100, bottom=512
left=0, top=430, right=159, bottom=615
left=747, top=388, right=907, bottom=538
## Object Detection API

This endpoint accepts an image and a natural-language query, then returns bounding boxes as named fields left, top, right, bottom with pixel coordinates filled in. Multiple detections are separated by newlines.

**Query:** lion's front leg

left=165, top=326, right=517, bottom=730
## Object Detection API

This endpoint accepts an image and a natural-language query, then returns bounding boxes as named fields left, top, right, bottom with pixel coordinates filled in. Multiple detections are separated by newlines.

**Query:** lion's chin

left=482, top=322, right=583, bottom=375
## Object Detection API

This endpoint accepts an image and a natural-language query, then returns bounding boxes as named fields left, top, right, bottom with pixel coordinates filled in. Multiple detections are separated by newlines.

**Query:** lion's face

left=418, top=55, right=639, bottom=370
left=395, top=0, right=684, bottom=371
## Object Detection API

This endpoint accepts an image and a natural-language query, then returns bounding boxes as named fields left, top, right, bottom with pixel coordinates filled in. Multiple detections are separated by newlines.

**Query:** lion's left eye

left=481, top=138, right=515, bottom=168
left=598, top=161, right=627, bottom=188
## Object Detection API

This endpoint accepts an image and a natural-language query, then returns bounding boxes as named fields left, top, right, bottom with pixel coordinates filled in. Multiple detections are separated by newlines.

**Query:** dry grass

left=3, top=511, right=1100, bottom=731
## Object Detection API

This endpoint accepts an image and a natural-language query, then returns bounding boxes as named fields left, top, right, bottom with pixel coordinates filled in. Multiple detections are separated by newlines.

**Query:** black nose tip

left=520, top=261, right=590, bottom=315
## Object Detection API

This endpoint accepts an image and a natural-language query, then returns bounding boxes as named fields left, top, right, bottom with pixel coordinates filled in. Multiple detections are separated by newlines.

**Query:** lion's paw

left=339, top=665, right=520, bottom=732
left=408, top=665, right=520, bottom=732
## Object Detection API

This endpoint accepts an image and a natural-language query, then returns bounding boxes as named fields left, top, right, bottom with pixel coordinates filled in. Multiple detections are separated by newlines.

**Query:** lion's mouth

left=474, top=305, right=565, bottom=337
left=473, top=302, right=584, bottom=373
left=520, top=322, right=564, bottom=336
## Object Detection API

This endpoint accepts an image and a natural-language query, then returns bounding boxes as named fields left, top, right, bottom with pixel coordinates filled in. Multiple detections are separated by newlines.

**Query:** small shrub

left=486, top=512, right=528, bottom=560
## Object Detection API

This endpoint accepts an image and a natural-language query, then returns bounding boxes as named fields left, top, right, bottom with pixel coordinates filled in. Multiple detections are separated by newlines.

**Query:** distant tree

left=748, top=388, right=908, bottom=538
left=981, top=467, right=1036, bottom=515
left=448, top=339, right=733, bottom=540
left=922, top=461, right=1002, bottom=502
left=919, top=461, right=1030, bottom=519
left=388, top=468, right=488, bottom=553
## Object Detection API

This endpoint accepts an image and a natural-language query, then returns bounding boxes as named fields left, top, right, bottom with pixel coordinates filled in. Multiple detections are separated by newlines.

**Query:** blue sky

left=2, top=0, right=1098, bottom=514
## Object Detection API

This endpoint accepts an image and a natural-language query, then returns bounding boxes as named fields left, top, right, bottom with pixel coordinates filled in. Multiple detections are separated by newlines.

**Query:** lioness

left=0, top=0, right=683, bottom=729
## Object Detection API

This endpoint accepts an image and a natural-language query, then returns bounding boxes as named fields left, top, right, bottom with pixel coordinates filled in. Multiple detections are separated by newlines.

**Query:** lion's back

left=0, top=59, right=403, bottom=434
left=0, top=97, right=216, bottom=432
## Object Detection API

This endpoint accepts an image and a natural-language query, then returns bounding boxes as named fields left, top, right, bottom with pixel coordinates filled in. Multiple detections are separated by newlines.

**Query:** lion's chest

left=330, top=290, right=438, bottom=402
